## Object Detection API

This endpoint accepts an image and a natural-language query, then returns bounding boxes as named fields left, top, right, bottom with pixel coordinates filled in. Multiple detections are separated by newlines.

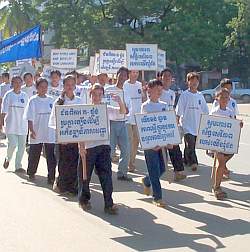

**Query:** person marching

left=105, top=67, right=132, bottom=181
left=210, top=88, right=243, bottom=199
left=1, top=76, right=28, bottom=173
left=21, top=72, right=37, bottom=98
left=123, top=70, right=143, bottom=172
left=176, top=72, right=209, bottom=171
left=141, top=79, right=173, bottom=208
left=49, top=75, right=81, bottom=194
left=24, top=78, right=56, bottom=184
left=78, top=83, right=126, bottom=214
left=47, top=70, right=63, bottom=101
left=160, top=68, right=186, bottom=181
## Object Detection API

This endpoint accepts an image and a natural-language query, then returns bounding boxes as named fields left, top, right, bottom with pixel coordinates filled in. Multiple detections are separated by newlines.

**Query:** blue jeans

left=110, top=120, right=130, bottom=177
left=143, top=149, right=166, bottom=201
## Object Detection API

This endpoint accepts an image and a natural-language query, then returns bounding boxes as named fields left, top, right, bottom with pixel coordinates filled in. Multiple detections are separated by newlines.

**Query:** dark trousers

left=168, top=145, right=184, bottom=172
left=27, top=143, right=56, bottom=180
left=78, top=145, right=113, bottom=208
left=184, top=133, right=198, bottom=166
left=57, top=143, right=79, bottom=193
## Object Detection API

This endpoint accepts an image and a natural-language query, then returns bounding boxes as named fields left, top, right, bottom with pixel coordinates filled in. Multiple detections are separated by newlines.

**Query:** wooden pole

left=211, top=154, right=217, bottom=191
left=141, top=70, right=145, bottom=81
left=80, top=152, right=87, bottom=181
left=161, top=147, right=172, bottom=184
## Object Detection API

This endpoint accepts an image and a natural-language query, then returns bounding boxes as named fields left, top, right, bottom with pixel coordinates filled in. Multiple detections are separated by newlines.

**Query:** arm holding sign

left=111, top=94, right=126, bottom=114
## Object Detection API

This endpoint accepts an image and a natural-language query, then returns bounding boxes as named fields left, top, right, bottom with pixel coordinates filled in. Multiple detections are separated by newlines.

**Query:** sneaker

left=191, top=163, right=198, bottom=171
left=15, top=168, right=26, bottom=173
left=104, top=204, right=119, bottom=215
left=28, top=174, right=35, bottom=181
left=152, top=199, right=166, bottom=208
left=3, top=158, right=9, bottom=169
left=79, top=201, right=92, bottom=211
left=141, top=178, right=151, bottom=196
left=117, top=175, right=133, bottom=182
left=174, top=173, right=187, bottom=182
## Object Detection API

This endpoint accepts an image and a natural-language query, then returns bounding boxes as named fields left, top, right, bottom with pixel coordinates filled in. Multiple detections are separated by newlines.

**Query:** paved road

left=0, top=105, right=249, bottom=252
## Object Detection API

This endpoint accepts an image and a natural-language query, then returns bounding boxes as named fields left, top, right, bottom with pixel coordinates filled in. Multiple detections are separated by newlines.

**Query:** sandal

left=213, top=187, right=226, bottom=200
left=223, top=169, right=230, bottom=180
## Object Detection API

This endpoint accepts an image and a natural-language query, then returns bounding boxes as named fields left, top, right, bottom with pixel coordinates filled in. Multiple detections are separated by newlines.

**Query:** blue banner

left=0, top=25, right=42, bottom=63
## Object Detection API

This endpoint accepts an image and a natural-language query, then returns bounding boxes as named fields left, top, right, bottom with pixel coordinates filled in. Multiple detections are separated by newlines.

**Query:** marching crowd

left=0, top=67, right=243, bottom=214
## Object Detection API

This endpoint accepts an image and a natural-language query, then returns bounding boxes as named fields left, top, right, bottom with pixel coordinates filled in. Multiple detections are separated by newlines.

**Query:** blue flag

left=0, top=25, right=42, bottom=63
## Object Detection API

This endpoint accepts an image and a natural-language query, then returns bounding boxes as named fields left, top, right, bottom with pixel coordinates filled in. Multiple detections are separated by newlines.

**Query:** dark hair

left=36, top=77, right=48, bottom=88
left=11, top=75, right=22, bottom=84
left=2, top=72, right=10, bottom=79
left=117, top=67, right=129, bottom=76
left=63, top=75, right=76, bottom=85
left=90, top=83, right=104, bottom=96
left=220, top=78, right=232, bottom=88
left=66, top=70, right=79, bottom=78
left=147, top=79, right=163, bottom=89
left=216, top=88, right=230, bottom=97
left=160, top=67, right=173, bottom=77
left=186, top=72, right=200, bottom=82
left=50, top=70, right=61, bottom=77
left=23, top=72, right=33, bottom=79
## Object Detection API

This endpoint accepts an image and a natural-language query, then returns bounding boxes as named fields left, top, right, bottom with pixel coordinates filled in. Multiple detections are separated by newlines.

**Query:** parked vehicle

left=201, top=82, right=250, bottom=103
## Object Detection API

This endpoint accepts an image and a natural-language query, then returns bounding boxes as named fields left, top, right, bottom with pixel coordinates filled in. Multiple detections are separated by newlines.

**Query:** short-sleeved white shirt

left=176, top=89, right=209, bottom=136
left=47, top=85, right=63, bottom=101
left=160, top=89, right=175, bottom=110
left=0, top=83, right=12, bottom=98
left=141, top=100, right=168, bottom=113
left=24, top=95, right=56, bottom=144
left=211, top=97, right=239, bottom=115
left=21, top=84, right=37, bottom=99
left=123, top=80, right=142, bottom=125
left=210, top=106, right=235, bottom=119
left=1, top=90, right=28, bottom=135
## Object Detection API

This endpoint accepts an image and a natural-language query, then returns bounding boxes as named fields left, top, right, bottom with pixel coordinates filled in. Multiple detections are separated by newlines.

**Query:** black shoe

left=79, top=201, right=92, bottom=211
left=47, top=178, right=55, bottom=185
left=117, top=175, right=133, bottom=182
left=3, top=159, right=9, bottom=169
left=15, top=168, right=26, bottom=173
left=104, top=204, right=119, bottom=215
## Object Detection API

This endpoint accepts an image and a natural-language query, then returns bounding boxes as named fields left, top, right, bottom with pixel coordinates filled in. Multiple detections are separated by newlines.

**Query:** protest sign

left=99, top=50, right=126, bottom=74
left=157, top=49, right=166, bottom=71
left=196, top=114, right=241, bottom=154
left=51, top=49, right=77, bottom=69
left=55, top=104, right=109, bottom=143
left=16, top=58, right=32, bottom=66
left=9, top=66, right=22, bottom=78
left=93, top=53, right=100, bottom=75
left=102, top=89, right=124, bottom=107
left=126, top=44, right=158, bottom=71
left=42, top=65, right=71, bottom=79
left=135, top=110, right=181, bottom=150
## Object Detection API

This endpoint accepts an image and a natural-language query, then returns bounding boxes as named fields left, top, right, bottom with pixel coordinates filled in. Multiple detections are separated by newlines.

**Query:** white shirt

left=160, top=89, right=175, bottom=110
left=21, top=85, right=37, bottom=99
left=47, top=85, right=63, bottom=101
left=85, top=105, right=120, bottom=149
left=211, top=97, right=239, bottom=115
left=1, top=90, right=28, bottom=135
left=141, top=100, right=168, bottom=113
left=24, top=95, right=56, bottom=144
left=104, top=85, right=125, bottom=121
left=49, top=95, right=82, bottom=130
left=123, top=80, right=142, bottom=125
left=0, top=83, right=12, bottom=98
left=176, top=89, right=209, bottom=136
left=210, top=106, right=235, bottom=118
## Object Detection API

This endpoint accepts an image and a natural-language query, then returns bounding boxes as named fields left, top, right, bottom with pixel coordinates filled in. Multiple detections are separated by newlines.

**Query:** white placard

left=196, top=114, right=241, bottom=154
left=135, top=110, right=181, bottom=150
left=9, top=66, right=22, bottom=78
left=55, top=104, right=109, bottom=143
left=102, top=89, right=124, bottom=107
left=99, top=49, right=126, bottom=74
left=51, top=49, right=77, bottom=69
left=126, top=43, right=158, bottom=71
left=93, top=53, right=100, bottom=75
left=16, top=58, right=32, bottom=66
left=89, top=56, right=95, bottom=74
left=157, top=49, right=166, bottom=71
left=42, top=65, right=71, bottom=79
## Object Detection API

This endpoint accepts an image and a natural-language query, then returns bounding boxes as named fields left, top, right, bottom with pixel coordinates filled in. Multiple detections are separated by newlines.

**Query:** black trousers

left=184, top=133, right=198, bottom=166
left=168, top=145, right=184, bottom=172
left=27, top=143, right=56, bottom=180
left=78, top=145, right=113, bottom=208
left=57, top=143, right=79, bottom=193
